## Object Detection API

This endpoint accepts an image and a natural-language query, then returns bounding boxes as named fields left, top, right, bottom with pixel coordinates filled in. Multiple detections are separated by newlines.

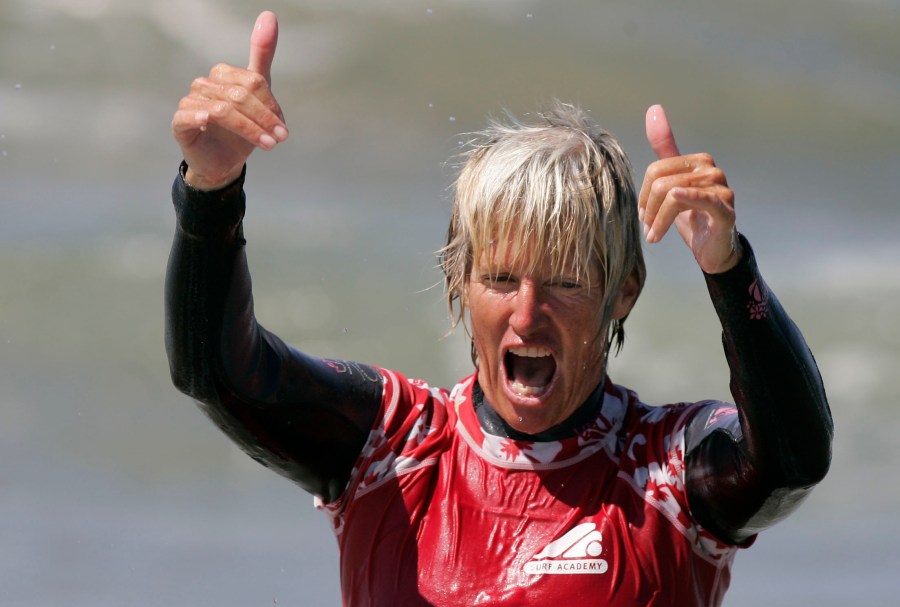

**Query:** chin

left=502, top=403, right=563, bottom=436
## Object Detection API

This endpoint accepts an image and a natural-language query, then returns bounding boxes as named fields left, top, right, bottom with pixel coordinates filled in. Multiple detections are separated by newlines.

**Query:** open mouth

left=504, top=346, right=557, bottom=398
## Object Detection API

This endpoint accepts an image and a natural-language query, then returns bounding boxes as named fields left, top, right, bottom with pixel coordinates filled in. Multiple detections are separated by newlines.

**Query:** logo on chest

left=523, top=522, right=609, bottom=575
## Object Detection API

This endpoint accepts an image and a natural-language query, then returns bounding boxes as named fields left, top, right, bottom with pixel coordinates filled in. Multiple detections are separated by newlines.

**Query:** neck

left=473, top=380, right=605, bottom=442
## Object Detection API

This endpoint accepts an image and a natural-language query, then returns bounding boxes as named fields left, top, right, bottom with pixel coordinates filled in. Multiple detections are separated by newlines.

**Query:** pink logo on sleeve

left=747, top=280, right=768, bottom=320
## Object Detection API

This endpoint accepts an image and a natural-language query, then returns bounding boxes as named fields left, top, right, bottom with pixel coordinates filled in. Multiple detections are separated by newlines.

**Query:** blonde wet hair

left=440, top=101, right=646, bottom=356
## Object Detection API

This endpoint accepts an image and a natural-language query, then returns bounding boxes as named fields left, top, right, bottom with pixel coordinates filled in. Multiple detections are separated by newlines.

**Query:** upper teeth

left=509, top=347, right=552, bottom=358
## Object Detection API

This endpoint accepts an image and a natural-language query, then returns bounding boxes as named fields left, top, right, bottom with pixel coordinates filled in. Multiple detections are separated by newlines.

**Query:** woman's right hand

left=171, top=11, right=288, bottom=191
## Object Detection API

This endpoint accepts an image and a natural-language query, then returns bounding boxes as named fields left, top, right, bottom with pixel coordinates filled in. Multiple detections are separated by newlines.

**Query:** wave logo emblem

left=524, top=522, right=609, bottom=575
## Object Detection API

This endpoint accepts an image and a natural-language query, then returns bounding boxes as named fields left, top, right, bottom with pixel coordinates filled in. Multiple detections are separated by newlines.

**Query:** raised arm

left=639, top=105, right=833, bottom=544
left=166, top=12, right=381, bottom=502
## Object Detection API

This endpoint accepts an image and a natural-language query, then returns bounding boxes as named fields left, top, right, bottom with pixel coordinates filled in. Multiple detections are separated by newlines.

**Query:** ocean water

left=1, top=0, right=899, bottom=605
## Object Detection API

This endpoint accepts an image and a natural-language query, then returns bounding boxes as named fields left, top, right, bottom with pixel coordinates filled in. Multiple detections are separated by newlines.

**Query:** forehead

left=473, top=235, right=601, bottom=282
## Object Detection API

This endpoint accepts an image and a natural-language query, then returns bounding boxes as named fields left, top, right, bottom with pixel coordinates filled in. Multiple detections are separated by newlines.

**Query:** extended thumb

left=645, top=104, right=680, bottom=159
left=248, top=11, right=279, bottom=83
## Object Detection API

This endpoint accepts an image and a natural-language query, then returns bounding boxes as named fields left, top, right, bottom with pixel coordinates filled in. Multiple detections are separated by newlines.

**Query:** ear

left=610, top=272, right=640, bottom=321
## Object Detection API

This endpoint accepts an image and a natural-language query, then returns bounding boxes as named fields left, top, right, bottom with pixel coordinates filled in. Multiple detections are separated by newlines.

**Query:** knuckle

left=210, top=63, right=231, bottom=79
left=190, top=76, right=209, bottom=92
left=227, top=85, right=249, bottom=103
left=696, top=152, right=715, bottom=166
left=209, top=101, right=229, bottom=118
left=701, top=167, right=728, bottom=189
left=244, top=72, right=266, bottom=91
left=649, top=177, right=669, bottom=198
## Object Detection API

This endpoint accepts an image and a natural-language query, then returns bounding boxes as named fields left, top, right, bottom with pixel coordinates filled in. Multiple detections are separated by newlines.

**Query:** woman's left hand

left=638, top=104, right=742, bottom=274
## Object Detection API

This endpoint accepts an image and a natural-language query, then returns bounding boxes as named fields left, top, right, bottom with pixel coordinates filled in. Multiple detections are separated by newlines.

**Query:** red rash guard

left=322, top=371, right=741, bottom=605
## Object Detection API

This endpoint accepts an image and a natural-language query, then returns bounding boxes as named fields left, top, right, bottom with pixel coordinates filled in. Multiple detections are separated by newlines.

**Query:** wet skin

left=466, top=245, right=637, bottom=436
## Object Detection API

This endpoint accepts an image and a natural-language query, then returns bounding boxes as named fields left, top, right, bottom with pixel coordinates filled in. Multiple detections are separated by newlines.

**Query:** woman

left=167, top=12, right=832, bottom=606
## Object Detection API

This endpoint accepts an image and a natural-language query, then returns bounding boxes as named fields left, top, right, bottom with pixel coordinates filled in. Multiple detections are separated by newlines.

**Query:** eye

left=550, top=279, right=582, bottom=290
left=480, top=273, right=516, bottom=290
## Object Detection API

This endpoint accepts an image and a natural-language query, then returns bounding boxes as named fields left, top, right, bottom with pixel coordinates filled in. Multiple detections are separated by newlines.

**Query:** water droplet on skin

left=518, top=417, right=524, bottom=423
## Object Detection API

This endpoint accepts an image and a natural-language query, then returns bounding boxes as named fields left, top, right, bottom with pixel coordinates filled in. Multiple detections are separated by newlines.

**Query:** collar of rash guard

left=473, top=379, right=606, bottom=442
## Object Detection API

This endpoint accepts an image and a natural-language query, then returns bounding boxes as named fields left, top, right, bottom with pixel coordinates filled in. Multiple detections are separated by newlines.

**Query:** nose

left=509, top=280, right=548, bottom=335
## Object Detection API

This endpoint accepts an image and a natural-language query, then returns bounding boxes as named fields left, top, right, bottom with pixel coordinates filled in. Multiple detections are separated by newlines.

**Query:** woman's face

left=466, top=243, right=635, bottom=435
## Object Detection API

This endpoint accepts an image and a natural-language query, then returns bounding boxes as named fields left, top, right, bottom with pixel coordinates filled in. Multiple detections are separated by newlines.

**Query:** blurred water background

left=1, top=0, right=898, bottom=605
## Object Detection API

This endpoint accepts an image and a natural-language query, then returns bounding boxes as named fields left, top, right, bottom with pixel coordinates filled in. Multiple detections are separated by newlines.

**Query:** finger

left=641, top=172, right=683, bottom=235
left=641, top=166, right=731, bottom=236
left=645, top=104, right=680, bottom=160
left=645, top=186, right=734, bottom=244
left=171, top=107, right=210, bottom=143
left=646, top=153, right=718, bottom=176
left=212, top=99, right=281, bottom=150
left=639, top=164, right=696, bottom=232
left=638, top=152, right=720, bottom=223
left=187, top=77, right=286, bottom=137
left=196, top=67, right=287, bottom=124
left=180, top=98, right=279, bottom=150
left=248, top=11, right=279, bottom=84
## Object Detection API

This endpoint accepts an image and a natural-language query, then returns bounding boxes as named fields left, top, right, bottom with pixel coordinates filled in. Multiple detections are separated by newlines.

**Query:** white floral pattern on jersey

left=480, top=433, right=564, bottom=465
left=622, top=400, right=737, bottom=563
left=317, top=370, right=450, bottom=526
left=355, top=378, right=447, bottom=498
left=455, top=382, right=628, bottom=470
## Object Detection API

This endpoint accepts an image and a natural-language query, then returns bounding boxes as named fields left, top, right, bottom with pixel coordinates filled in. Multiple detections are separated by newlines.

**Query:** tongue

left=508, top=353, right=555, bottom=390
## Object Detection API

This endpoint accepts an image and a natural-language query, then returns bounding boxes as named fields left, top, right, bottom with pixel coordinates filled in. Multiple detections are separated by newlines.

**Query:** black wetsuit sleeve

left=683, top=234, right=833, bottom=545
left=165, top=164, right=382, bottom=502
